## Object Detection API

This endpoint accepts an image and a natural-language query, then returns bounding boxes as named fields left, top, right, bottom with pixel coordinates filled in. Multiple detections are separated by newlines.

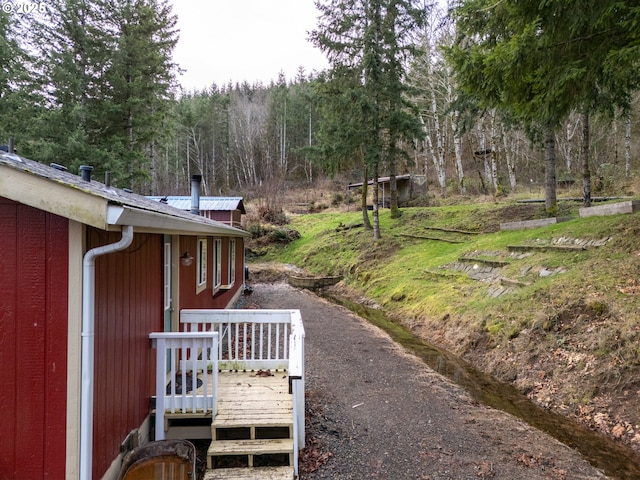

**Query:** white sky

left=170, top=0, right=330, bottom=91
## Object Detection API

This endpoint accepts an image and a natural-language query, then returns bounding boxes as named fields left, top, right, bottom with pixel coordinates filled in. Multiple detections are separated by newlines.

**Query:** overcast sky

left=170, top=0, right=329, bottom=91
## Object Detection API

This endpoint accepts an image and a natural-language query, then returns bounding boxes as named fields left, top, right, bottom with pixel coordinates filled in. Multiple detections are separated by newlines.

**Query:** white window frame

left=213, top=239, right=222, bottom=290
left=196, top=237, right=207, bottom=293
left=226, top=239, right=236, bottom=289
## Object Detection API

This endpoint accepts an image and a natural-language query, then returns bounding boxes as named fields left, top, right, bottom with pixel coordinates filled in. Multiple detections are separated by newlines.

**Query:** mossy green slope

left=263, top=201, right=640, bottom=439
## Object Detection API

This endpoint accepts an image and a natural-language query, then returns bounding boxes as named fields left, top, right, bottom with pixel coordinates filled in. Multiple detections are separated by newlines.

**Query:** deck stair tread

left=213, top=371, right=293, bottom=429
left=207, top=438, right=293, bottom=456
left=203, top=466, right=294, bottom=480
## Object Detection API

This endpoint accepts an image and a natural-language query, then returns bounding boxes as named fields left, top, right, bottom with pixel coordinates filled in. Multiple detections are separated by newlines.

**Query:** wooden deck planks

left=213, top=372, right=293, bottom=429
left=204, top=466, right=294, bottom=480
left=207, top=438, right=293, bottom=456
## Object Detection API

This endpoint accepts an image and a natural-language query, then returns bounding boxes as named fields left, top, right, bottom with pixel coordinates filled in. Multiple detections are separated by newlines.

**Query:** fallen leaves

left=299, top=436, right=333, bottom=474
left=618, top=278, right=640, bottom=295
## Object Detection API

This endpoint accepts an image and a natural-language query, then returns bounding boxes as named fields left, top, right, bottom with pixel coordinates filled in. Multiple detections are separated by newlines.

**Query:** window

left=228, top=239, right=236, bottom=288
left=213, top=239, right=222, bottom=289
left=196, top=238, right=207, bottom=292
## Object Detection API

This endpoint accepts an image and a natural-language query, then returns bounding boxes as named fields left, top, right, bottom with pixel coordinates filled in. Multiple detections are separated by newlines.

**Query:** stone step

left=204, top=466, right=294, bottom=480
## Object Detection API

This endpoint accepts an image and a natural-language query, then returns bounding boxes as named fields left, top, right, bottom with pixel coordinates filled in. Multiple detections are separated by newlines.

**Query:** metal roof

left=0, top=152, right=250, bottom=237
left=347, top=174, right=424, bottom=188
left=147, top=196, right=246, bottom=214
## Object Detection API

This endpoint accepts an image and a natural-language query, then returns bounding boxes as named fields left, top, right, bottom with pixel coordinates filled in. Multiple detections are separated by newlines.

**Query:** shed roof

left=147, top=196, right=246, bottom=214
left=0, top=152, right=250, bottom=237
left=347, top=174, right=423, bottom=189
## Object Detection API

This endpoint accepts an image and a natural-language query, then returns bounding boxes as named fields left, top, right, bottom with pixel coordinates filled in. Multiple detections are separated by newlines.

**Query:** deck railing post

left=150, top=331, right=218, bottom=441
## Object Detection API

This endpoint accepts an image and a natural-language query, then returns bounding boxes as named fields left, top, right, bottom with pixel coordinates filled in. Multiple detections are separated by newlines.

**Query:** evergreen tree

left=311, top=0, right=427, bottom=238
left=24, top=0, right=178, bottom=191
left=101, top=0, right=179, bottom=191
left=0, top=10, right=34, bottom=146
left=448, top=0, right=640, bottom=212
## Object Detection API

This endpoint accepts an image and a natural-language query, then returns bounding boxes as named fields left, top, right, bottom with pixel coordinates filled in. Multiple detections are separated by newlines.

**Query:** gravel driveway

left=245, top=280, right=609, bottom=480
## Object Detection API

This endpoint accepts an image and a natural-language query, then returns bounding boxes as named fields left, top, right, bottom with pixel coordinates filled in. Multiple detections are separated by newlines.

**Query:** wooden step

left=208, top=438, right=293, bottom=457
left=204, top=466, right=294, bottom=480
left=214, top=411, right=293, bottom=428
left=213, top=371, right=293, bottom=431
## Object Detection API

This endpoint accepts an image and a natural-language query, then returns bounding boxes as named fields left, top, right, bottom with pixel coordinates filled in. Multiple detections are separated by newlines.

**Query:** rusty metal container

left=118, top=439, right=196, bottom=480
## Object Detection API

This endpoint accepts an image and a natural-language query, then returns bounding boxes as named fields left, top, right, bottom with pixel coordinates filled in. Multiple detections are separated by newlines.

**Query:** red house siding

left=88, top=230, right=163, bottom=479
left=179, top=236, right=245, bottom=310
left=0, top=199, right=68, bottom=480
left=205, top=210, right=242, bottom=228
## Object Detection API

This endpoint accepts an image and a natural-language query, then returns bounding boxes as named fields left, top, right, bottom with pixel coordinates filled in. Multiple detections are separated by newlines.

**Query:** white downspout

left=80, top=225, right=134, bottom=480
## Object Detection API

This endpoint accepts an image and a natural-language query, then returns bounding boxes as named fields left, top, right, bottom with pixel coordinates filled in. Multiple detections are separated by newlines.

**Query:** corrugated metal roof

left=147, top=196, right=246, bottom=214
left=347, top=174, right=423, bottom=188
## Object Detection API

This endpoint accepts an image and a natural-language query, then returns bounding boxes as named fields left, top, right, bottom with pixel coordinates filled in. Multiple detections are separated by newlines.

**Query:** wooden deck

left=151, top=310, right=304, bottom=479
left=207, top=371, right=294, bottom=478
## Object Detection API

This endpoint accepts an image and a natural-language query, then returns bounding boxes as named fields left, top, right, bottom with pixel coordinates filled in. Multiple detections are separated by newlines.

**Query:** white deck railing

left=149, top=331, right=219, bottom=441
left=180, top=309, right=300, bottom=371
left=180, top=308, right=305, bottom=476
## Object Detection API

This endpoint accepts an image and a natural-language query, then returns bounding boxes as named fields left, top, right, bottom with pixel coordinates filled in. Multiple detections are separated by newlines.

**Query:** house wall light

left=180, top=251, right=194, bottom=267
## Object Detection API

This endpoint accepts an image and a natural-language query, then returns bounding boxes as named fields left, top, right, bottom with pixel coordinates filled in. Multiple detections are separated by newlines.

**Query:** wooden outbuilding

left=347, top=174, right=427, bottom=207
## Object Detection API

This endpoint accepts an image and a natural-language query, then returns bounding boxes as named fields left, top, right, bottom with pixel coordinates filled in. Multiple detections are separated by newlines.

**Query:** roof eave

left=107, top=205, right=251, bottom=237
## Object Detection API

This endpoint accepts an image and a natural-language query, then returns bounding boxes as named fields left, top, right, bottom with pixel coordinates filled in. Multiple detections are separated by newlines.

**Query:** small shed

left=347, top=174, right=427, bottom=207
left=148, top=196, right=246, bottom=228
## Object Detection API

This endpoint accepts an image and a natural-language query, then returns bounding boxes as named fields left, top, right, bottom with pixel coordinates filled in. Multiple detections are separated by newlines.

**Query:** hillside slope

left=255, top=199, right=640, bottom=454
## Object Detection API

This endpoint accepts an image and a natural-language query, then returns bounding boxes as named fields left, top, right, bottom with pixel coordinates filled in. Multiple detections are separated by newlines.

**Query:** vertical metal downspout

left=80, top=225, right=134, bottom=480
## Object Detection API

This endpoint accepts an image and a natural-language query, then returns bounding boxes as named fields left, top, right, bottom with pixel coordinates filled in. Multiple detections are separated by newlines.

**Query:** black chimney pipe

left=80, top=165, right=93, bottom=182
left=191, top=174, right=202, bottom=215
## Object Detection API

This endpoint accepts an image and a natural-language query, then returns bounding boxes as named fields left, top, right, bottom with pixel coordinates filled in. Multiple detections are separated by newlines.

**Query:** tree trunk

left=582, top=112, right=592, bottom=207
left=389, top=172, right=400, bottom=218
left=502, top=125, right=517, bottom=192
left=450, top=109, right=466, bottom=195
left=361, top=163, right=372, bottom=230
left=544, top=125, right=557, bottom=213
left=389, top=130, right=400, bottom=218
left=373, top=162, right=381, bottom=241
left=625, top=113, right=631, bottom=178
left=422, top=115, right=446, bottom=198
left=479, top=121, right=492, bottom=194
left=489, top=112, right=500, bottom=193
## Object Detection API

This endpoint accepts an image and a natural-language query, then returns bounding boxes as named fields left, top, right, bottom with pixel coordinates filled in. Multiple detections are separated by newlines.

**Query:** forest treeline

left=1, top=1, right=639, bottom=215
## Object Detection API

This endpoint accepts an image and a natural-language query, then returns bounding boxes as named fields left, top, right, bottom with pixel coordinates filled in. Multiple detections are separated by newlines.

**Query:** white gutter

left=80, top=225, right=134, bottom=480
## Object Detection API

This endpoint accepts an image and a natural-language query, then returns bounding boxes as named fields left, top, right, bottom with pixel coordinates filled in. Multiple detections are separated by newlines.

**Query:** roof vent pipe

left=80, top=165, right=93, bottom=182
left=191, top=174, right=202, bottom=215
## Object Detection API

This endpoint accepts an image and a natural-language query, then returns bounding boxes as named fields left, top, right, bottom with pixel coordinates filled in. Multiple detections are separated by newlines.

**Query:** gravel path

left=246, top=281, right=609, bottom=480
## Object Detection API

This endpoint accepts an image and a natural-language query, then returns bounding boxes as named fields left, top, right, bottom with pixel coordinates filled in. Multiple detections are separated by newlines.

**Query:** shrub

left=268, top=227, right=301, bottom=243
left=258, top=206, right=289, bottom=225
left=247, top=222, right=267, bottom=239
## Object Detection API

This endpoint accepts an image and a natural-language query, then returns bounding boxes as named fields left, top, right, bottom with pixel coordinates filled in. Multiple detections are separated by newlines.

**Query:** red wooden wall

left=0, top=198, right=69, bottom=479
left=179, top=236, right=245, bottom=310
left=204, top=210, right=243, bottom=228
left=88, top=230, right=163, bottom=479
